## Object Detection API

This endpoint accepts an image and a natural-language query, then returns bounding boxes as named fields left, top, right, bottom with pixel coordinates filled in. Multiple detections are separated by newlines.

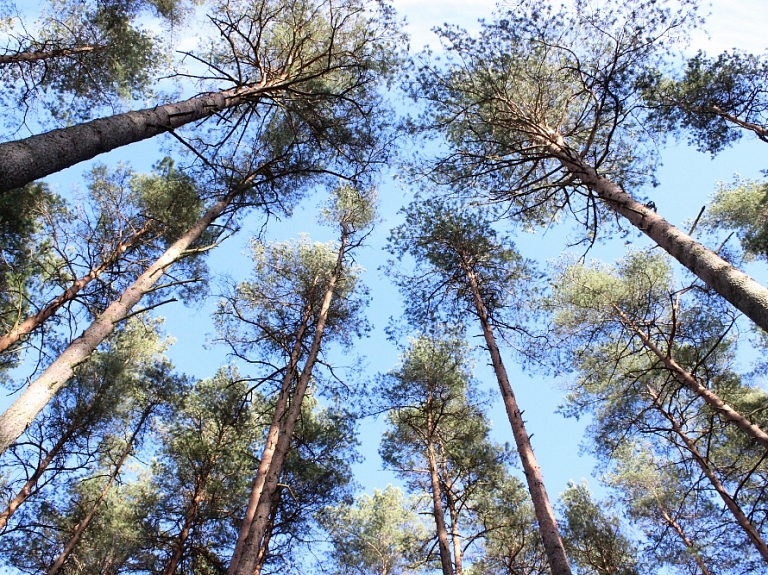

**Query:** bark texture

left=462, top=264, right=572, bottom=575
left=546, top=136, right=768, bottom=334
left=0, top=192, right=235, bottom=455
left=0, top=83, right=275, bottom=193
left=426, top=429, right=455, bottom=575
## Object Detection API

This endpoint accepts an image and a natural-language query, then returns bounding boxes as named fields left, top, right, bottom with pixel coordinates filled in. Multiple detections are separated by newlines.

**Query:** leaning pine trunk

left=461, top=263, right=572, bottom=575
left=229, top=232, right=348, bottom=575
left=0, top=190, right=237, bottom=455
left=0, top=79, right=282, bottom=193
left=46, top=404, right=153, bottom=575
left=0, top=224, right=150, bottom=355
left=0, top=45, right=98, bottom=65
left=545, top=134, right=768, bottom=334
left=227, top=310, right=312, bottom=570
left=646, top=386, right=768, bottom=563
left=613, top=304, right=768, bottom=449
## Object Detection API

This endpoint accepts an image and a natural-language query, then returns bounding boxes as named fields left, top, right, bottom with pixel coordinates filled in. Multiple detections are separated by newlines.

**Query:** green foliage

left=701, top=176, right=768, bottom=262
left=0, top=0, right=171, bottom=124
left=321, top=485, right=429, bottom=575
left=641, top=50, right=768, bottom=154
left=387, top=198, right=536, bottom=326
left=410, top=0, right=699, bottom=232
left=559, top=482, right=641, bottom=575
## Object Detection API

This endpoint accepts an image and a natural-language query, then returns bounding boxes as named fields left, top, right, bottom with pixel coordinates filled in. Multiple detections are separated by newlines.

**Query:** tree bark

left=0, top=45, right=98, bottom=64
left=0, top=79, right=284, bottom=193
left=613, top=304, right=768, bottom=450
left=46, top=403, right=153, bottom=575
left=252, top=487, right=282, bottom=575
left=425, top=424, right=455, bottom=575
left=461, top=262, right=572, bottom=575
left=0, top=223, right=150, bottom=355
left=227, top=311, right=312, bottom=571
left=0, top=190, right=237, bottom=455
left=443, top=477, right=463, bottom=575
left=646, top=386, right=768, bottom=563
left=544, top=134, right=768, bottom=334
left=161, top=485, right=207, bottom=575
left=229, top=231, right=348, bottom=575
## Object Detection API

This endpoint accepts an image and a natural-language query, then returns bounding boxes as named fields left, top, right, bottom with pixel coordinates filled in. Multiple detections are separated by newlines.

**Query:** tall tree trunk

left=227, top=310, right=312, bottom=571
left=0, top=45, right=99, bottom=64
left=252, top=486, right=282, bottom=575
left=646, top=385, right=768, bottom=563
left=0, top=223, right=150, bottom=355
left=0, top=190, right=237, bottom=455
left=229, top=232, right=348, bottom=575
left=613, top=304, right=768, bottom=450
left=424, top=423, right=454, bottom=575
left=544, top=134, right=768, bottom=334
left=161, top=485, right=207, bottom=575
left=46, top=403, right=153, bottom=575
left=461, top=262, right=572, bottom=575
left=0, top=382, right=106, bottom=530
left=0, top=77, right=287, bottom=193
left=443, top=477, right=463, bottom=575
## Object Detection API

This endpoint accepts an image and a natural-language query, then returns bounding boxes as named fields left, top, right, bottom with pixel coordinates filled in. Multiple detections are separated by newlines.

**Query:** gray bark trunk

left=546, top=136, right=768, bottom=334
left=0, top=45, right=98, bottom=64
left=462, top=263, right=572, bottom=575
left=0, top=191, right=235, bottom=455
left=0, top=82, right=277, bottom=193
left=426, top=429, right=455, bottom=575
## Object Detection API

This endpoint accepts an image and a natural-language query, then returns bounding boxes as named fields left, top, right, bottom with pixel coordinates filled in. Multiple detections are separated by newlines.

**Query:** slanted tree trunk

left=229, top=231, right=348, bottom=575
left=0, top=45, right=99, bottom=64
left=0, top=382, right=107, bottom=530
left=46, top=403, right=153, bottom=575
left=424, top=419, right=454, bottom=575
left=252, top=486, right=282, bottom=575
left=612, top=304, right=768, bottom=449
left=161, top=483, right=208, bottom=575
left=0, top=189, right=238, bottom=455
left=0, top=79, right=287, bottom=193
left=460, top=261, right=572, bottom=575
left=227, top=309, right=312, bottom=571
left=657, top=506, right=713, bottom=575
left=0, top=223, right=150, bottom=355
left=543, top=133, right=768, bottom=334
left=646, top=385, right=768, bottom=563
left=442, top=476, right=463, bottom=575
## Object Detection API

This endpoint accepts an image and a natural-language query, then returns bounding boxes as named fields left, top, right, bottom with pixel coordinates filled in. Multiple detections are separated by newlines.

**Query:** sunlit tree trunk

left=0, top=190, right=237, bottom=455
left=0, top=223, right=150, bottom=355
left=461, top=261, right=572, bottom=575
left=0, top=45, right=99, bottom=64
left=229, top=232, right=348, bottom=575
left=545, top=134, right=768, bottom=334
left=646, top=385, right=768, bottom=562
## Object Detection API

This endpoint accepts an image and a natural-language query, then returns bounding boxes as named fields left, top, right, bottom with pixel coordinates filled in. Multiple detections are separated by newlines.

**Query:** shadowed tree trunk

left=425, top=418, right=455, bottom=575
left=0, top=45, right=99, bottom=65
